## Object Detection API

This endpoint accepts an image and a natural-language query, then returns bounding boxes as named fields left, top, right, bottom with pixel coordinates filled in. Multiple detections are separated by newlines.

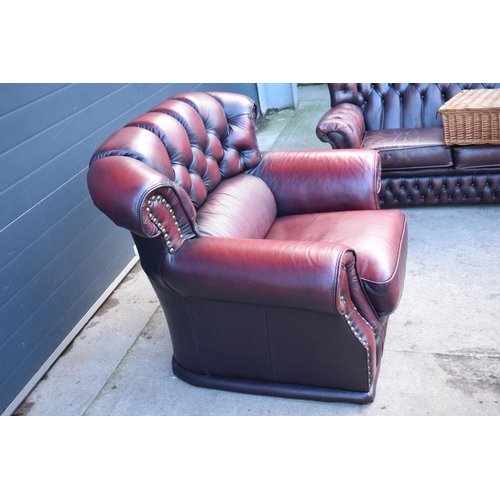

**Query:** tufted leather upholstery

left=331, top=83, right=500, bottom=130
left=317, top=83, right=500, bottom=207
left=87, top=91, right=408, bottom=404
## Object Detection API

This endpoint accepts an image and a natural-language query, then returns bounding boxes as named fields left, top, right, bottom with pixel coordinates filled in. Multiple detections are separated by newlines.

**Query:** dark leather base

left=380, top=170, right=500, bottom=207
left=172, top=357, right=379, bottom=404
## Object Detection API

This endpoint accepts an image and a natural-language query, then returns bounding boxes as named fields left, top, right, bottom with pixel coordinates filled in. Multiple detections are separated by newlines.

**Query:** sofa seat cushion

left=361, top=127, right=453, bottom=170
left=453, top=144, right=500, bottom=169
left=265, top=210, right=408, bottom=315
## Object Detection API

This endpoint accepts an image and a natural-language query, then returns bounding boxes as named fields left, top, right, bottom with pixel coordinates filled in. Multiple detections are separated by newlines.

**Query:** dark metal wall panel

left=0, top=83, right=258, bottom=414
left=0, top=84, right=69, bottom=117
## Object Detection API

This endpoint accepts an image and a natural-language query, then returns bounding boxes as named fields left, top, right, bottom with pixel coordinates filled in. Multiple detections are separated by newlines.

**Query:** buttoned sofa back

left=328, top=83, right=500, bottom=131
left=88, top=91, right=274, bottom=252
left=90, top=91, right=262, bottom=211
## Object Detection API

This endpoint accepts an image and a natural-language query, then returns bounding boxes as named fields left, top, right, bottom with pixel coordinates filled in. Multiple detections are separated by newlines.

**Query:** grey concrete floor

left=15, top=84, right=500, bottom=416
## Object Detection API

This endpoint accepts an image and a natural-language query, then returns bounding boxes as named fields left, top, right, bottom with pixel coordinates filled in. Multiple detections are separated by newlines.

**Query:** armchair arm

left=165, top=236, right=358, bottom=316
left=250, top=149, right=381, bottom=215
left=87, top=155, right=198, bottom=252
left=316, top=103, right=366, bottom=149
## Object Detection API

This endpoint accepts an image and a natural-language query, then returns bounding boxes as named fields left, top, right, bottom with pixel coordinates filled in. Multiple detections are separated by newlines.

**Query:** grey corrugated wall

left=0, top=83, right=259, bottom=414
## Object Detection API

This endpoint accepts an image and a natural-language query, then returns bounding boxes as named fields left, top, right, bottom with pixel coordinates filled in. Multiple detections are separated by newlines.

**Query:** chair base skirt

left=172, top=357, right=379, bottom=405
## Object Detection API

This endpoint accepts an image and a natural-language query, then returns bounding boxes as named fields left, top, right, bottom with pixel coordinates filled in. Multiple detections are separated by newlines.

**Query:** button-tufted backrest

left=328, top=83, right=500, bottom=131
left=90, top=91, right=262, bottom=210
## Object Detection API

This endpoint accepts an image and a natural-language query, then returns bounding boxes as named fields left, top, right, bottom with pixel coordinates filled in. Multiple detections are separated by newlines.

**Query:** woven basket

left=438, top=89, right=500, bottom=146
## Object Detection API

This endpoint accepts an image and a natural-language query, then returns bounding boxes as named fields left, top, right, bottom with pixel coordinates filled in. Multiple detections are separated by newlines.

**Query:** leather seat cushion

left=361, top=127, right=453, bottom=170
left=265, top=210, right=408, bottom=315
left=453, top=144, right=500, bottom=169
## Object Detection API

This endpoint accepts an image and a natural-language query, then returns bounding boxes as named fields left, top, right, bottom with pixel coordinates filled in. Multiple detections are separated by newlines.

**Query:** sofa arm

left=165, top=236, right=365, bottom=317
left=87, top=155, right=198, bottom=251
left=316, top=103, right=366, bottom=149
left=250, top=149, right=381, bottom=215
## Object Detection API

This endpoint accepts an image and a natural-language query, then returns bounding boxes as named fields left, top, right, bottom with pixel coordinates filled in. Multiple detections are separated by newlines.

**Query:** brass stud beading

left=147, top=196, right=185, bottom=253
left=344, top=310, right=373, bottom=389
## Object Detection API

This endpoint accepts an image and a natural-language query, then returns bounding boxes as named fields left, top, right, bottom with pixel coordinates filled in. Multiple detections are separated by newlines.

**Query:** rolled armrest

left=316, top=103, right=366, bottom=149
left=165, top=236, right=357, bottom=316
left=250, top=149, right=381, bottom=215
left=87, top=155, right=198, bottom=250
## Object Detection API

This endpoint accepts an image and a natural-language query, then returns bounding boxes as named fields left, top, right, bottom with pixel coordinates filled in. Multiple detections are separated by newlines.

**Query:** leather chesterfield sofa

left=316, top=83, right=500, bottom=207
left=87, top=91, right=408, bottom=404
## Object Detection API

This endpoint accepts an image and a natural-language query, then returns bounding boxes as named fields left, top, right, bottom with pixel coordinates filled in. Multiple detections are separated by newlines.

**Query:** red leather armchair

left=87, top=91, right=408, bottom=404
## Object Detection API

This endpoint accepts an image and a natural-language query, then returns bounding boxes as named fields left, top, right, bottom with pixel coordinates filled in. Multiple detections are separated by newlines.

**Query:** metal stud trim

left=344, top=312, right=372, bottom=389
left=147, top=195, right=185, bottom=253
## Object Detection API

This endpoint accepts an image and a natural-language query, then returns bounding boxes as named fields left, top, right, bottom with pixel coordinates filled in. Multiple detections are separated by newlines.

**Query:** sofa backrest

left=90, top=91, right=262, bottom=211
left=328, top=83, right=500, bottom=131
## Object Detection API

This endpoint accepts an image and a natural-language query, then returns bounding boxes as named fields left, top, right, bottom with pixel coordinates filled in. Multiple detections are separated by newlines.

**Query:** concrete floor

left=15, top=84, right=500, bottom=416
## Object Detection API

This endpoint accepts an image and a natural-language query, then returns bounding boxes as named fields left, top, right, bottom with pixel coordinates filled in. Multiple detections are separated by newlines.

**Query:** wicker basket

left=438, top=89, right=500, bottom=146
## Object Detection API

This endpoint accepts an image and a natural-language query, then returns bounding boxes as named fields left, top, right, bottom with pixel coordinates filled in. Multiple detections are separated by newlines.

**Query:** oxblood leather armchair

left=87, top=91, right=408, bottom=404
left=316, top=83, right=500, bottom=207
